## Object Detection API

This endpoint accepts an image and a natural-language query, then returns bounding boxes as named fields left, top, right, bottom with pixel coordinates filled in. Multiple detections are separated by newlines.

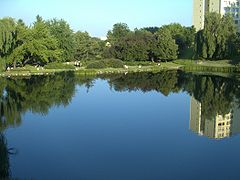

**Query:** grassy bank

left=174, top=59, right=240, bottom=73
left=0, top=59, right=240, bottom=77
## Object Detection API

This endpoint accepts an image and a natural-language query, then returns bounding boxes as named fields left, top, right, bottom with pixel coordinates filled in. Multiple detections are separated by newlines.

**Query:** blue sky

left=0, top=0, right=193, bottom=37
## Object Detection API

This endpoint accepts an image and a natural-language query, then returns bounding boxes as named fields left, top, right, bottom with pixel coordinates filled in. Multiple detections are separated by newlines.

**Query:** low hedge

left=44, top=62, right=75, bottom=70
left=86, top=59, right=124, bottom=69
left=87, top=61, right=106, bottom=69
left=124, top=61, right=155, bottom=66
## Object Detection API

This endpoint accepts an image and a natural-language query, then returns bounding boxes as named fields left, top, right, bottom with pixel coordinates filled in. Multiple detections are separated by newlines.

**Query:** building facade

left=193, top=0, right=240, bottom=31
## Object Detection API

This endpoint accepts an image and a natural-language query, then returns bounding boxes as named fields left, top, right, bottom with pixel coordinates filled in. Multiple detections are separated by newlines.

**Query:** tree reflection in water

left=100, top=71, right=240, bottom=139
left=1, top=70, right=240, bottom=136
left=0, top=72, right=81, bottom=131
left=0, top=133, right=10, bottom=179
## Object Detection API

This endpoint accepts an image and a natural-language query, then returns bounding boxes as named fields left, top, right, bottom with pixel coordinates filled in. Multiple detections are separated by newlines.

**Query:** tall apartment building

left=190, top=96, right=240, bottom=139
left=193, top=0, right=240, bottom=31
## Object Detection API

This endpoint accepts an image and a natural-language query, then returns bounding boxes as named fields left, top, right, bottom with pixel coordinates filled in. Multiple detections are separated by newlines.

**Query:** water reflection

left=1, top=71, right=240, bottom=140
left=0, top=133, right=10, bottom=179
left=1, top=71, right=240, bottom=179
left=190, top=96, right=240, bottom=139
left=0, top=72, right=77, bottom=131
left=101, top=71, right=240, bottom=139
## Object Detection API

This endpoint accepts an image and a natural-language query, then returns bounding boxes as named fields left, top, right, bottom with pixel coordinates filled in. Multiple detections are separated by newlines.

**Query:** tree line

left=105, top=23, right=195, bottom=62
left=0, top=15, right=104, bottom=71
left=1, top=12, right=240, bottom=71
left=0, top=15, right=196, bottom=70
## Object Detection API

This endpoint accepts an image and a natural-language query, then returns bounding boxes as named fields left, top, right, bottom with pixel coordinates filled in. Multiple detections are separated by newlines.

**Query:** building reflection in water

left=190, top=96, right=240, bottom=139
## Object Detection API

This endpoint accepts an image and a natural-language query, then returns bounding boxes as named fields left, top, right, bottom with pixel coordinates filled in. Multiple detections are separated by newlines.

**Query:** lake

left=1, top=70, right=240, bottom=180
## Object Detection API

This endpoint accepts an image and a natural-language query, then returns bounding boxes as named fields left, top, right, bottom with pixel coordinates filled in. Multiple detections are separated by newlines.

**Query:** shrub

left=86, top=61, right=106, bottom=69
left=104, top=59, right=124, bottom=68
left=44, top=62, right=75, bottom=70
left=124, top=61, right=155, bottom=66
left=86, top=59, right=124, bottom=69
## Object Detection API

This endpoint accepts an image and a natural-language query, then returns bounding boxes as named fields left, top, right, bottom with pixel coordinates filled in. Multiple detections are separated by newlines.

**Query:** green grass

left=173, top=59, right=195, bottom=66
left=199, top=60, right=234, bottom=67
left=179, top=59, right=238, bottom=73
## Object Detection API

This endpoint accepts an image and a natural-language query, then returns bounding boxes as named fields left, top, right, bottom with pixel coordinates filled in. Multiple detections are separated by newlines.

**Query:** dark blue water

left=1, top=71, right=240, bottom=180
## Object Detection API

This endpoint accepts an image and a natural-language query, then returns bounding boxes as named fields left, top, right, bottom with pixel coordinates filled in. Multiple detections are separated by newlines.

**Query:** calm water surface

left=1, top=71, right=240, bottom=180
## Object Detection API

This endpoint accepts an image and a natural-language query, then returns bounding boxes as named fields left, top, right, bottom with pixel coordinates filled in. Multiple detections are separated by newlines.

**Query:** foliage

left=0, top=18, right=17, bottom=70
left=8, top=15, right=62, bottom=67
left=0, top=57, right=6, bottom=72
left=141, top=27, right=160, bottom=34
left=108, top=30, right=154, bottom=61
left=195, top=13, right=237, bottom=60
left=106, top=24, right=180, bottom=62
left=44, top=62, right=75, bottom=70
left=124, top=61, right=155, bottom=66
left=0, top=14, right=237, bottom=71
left=107, top=23, right=131, bottom=44
left=86, top=59, right=124, bottom=69
left=86, top=60, right=106, bottom=69
left=160, top=23, right=196, bottom=56
left=74, top=31, right=104, bottom=60
left=0, top=17, right=16, bottom=57
left=47, top=19, right=75, bottom=62
left=152, top=28, right=178, bottom=61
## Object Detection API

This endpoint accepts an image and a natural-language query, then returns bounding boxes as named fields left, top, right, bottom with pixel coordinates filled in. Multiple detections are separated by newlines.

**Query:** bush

left=44, top=62, right=75, bottom=70
left=104, top=59, right=124, bottom=68
left=86, top=61, right=106, bottom=69
left=22, top=65, right=36, bottom=71
left=124, top=61, right=155, bottom=66
left=86, top=59, right=124, bottom=69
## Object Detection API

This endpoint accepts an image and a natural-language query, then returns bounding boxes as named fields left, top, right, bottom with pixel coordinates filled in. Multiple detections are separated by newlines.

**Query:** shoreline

left=0, top=60, right=240, bottom=77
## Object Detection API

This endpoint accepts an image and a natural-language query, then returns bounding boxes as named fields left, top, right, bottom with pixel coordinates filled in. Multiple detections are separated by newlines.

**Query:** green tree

left=141, top=27, right=160, bottom=34
left=74, top=31, right=104, bottom=60
left=195, top=12, right=237, bottom=60
left=0, top=18, right=16, bottom=57
left=152, top=28, right=178, bottom=61
left=107, top=29, right=154, bottom=61
left=160, top=23, right=196, bottom=56
left=47, top=19, right=75, bottom=61
left=0, top=18, right=18, bottom=71
left=8, top=15, right=61, bottom=67
left=107, top=23, right=131, bottom=44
